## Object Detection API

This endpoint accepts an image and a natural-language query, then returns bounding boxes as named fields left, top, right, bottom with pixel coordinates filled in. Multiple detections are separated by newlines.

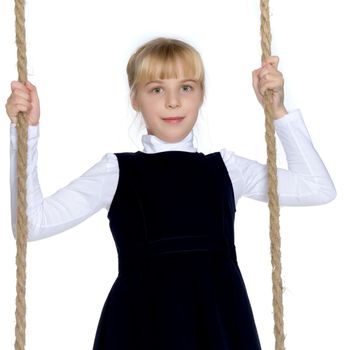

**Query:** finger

left=15, top=103, right=32, bottom=113
left=260, top=61, right=280, bottom=73
left=262, top=55, right=279, bottom=66
left=258, top=66, right=272, bottom=79
left=25, top=81, right=40, bottom=104
left=259, top=68, right=282, bottom=81
left=253, top=66, right=264, bottom=77
left=12, top=89, right=31, bottom=102
left=11, top=81, right=29, bottom=92
left=260, top=79, right=283, bottom=95
left=252, top=69, right=261, bottom=93
left=9, top=98, right=31, bottom=115
left=261, top=72, right=284, bottom=87
left=261, top=72, right=281, bottom=83
left=11, top=86, right=31, bottom=100
left=253, top=65, right=269, bottom=81
left=13, top=96, right=32, bottom=107
left=25, top=81, right=37, bottom=91
left=13, top=99, right=32, bottom=112
left=262, top=55, right=279, bottom=69
left=7, top=103, right=30, bottom=119
left=258, top=70, right=272, bottom=82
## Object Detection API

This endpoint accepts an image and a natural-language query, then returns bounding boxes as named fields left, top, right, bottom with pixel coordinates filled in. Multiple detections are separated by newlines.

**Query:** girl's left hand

left=252, top=56, right=288, bottom=119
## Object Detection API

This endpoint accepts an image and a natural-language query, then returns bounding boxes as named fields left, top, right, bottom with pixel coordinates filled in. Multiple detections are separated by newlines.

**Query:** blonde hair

left=126, top=37, right=206, bottom=102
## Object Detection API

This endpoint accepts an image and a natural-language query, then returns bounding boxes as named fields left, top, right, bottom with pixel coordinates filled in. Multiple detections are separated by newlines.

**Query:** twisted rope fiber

left=14, top=0, right=29, bottom=349
left=260, top=0, right=285, bottom=349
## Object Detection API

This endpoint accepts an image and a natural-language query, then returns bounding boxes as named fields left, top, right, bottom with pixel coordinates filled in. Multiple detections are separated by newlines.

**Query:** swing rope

left=260, top=0, right=286, bottom=349
left=12, top=0, right=285, bottom=349
left=13, top=0, right=29, bottom=348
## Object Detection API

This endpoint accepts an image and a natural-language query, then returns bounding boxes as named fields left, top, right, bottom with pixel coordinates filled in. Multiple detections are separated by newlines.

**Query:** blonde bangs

left=136, top=51, right=203, bottom=86
left=127, top=37, right=205, bottom=97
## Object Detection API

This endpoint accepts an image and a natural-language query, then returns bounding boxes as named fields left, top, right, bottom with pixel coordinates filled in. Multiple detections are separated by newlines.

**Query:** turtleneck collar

left=141, top=130, right=197, bottom=154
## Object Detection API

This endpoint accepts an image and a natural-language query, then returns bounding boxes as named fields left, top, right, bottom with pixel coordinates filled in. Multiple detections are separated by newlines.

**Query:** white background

left=1, top=0, right=349, bottom=349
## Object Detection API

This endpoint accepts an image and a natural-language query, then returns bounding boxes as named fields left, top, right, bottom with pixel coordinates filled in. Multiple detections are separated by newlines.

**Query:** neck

left=141, top=130, right=197, bottom=154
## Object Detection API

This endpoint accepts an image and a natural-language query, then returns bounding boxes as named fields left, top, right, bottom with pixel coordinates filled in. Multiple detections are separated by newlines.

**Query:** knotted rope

left=260, top=0, right=286, bottom=349
left=14, top=0, right=29, bottom=349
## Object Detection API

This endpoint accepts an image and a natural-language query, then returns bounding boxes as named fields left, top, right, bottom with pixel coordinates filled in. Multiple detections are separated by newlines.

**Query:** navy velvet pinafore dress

left=92, top=150, right=261, bottom=350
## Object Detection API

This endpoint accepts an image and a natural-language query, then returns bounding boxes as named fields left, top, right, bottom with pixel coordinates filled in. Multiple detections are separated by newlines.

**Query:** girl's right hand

left=5, top=81, right=40, bottom=126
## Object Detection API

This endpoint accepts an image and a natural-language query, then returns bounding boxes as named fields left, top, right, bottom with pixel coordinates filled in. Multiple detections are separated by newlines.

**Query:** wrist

left=274, top=106, right=288, bottom=119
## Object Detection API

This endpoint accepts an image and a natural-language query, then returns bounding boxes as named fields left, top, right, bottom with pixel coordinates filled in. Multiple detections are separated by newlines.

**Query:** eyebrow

left=144, top=79, right=198, bottom=87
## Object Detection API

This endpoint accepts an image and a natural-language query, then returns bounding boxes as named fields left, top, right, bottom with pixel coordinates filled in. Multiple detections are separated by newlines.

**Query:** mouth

left=162, top=116, right=185, bottom=120
left=162, top=116, right=185, bottom=124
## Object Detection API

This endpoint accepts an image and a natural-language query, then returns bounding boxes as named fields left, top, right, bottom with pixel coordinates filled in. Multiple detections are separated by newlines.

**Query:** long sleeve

left=9, top=108, right=336, bottom=242
left=10, top=123, right=119, bottom=241
left=220, top=109, right=337, bottom=207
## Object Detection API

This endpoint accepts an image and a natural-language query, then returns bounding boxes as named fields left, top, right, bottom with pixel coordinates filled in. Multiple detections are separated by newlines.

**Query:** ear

left=200, top=91, right=205, bottom=106
left=131, top=93, right=139, bottom=112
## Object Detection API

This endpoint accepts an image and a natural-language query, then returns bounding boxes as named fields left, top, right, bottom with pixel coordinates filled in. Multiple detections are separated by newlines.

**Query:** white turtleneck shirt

left=9, top=109, right=336, bottom=241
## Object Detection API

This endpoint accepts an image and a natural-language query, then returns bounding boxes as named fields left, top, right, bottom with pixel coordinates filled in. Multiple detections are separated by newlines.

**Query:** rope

left=260, top=0, right=285, bottom=349
left=14, top=0, right=29, bottom=348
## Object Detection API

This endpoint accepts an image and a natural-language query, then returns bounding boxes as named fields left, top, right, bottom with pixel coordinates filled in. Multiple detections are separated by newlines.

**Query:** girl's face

left=131, top=64, right=204, bottom=143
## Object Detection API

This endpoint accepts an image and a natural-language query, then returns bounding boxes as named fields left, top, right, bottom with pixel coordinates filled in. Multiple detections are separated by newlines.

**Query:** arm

left=10, top=123, right=119, bottom=241
left=220, top=109, right=337, bottom=207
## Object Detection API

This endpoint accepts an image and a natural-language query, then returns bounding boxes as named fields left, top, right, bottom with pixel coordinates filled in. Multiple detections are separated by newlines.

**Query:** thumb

left=25, top=81, right=39, bottom=100
left=25, top=81, right=35, bottom=90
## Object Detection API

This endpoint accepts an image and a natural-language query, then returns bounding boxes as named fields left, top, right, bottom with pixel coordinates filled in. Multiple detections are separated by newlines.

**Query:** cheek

left=141, top=103, right=161, bottom=122
left=140, top=99, right=157, bottom=112
left=187, top=96, right=202, bottom=110
left=147, top=104, right=161, bottom=116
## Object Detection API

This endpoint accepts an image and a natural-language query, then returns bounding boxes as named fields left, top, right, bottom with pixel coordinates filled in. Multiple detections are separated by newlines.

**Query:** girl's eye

left=151, top=87, right=162, bottom=94
left=182, top=85, right=193, bottom=92
left=150, top=85, right=193, bottom=94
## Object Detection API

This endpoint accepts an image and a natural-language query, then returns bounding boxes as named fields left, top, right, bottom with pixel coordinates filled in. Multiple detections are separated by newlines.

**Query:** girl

left=6, top=37, right=336, bottom=349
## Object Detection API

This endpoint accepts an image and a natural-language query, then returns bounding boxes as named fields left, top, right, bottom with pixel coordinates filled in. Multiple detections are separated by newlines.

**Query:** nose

left=166, top=91, right=180, bottom=109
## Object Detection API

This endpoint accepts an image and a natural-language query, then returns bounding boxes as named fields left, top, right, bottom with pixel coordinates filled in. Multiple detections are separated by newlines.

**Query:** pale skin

left=5, top=56, right=287, bottom=142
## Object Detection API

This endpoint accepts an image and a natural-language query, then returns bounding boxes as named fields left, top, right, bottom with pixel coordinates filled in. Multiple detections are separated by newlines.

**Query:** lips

left=162, top=116, right=185, bottom=120
left=162, top=116, right=185, bottom=124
